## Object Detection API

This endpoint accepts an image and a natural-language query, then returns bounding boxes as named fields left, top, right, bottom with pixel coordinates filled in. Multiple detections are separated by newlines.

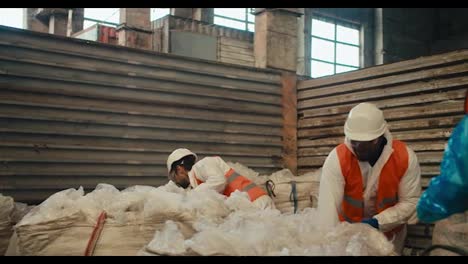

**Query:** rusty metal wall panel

left=0, top=25, right=283, bottom=205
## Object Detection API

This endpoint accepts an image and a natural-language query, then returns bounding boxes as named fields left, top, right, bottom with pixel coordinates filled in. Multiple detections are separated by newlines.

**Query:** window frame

left=308, top=13, right=361, bottom=78
left=83, top=8, right=120, bottom=29
left=213, top=8, right=255, bottom=32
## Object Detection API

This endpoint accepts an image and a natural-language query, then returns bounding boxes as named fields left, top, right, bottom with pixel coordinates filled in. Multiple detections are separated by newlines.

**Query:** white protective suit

left=187, top=156, right=275, bottom=210
left=317, top=129, right=422, bottom=254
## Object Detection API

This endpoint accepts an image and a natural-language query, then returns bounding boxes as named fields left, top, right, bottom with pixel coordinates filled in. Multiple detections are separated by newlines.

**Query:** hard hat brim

left=344, top=126, right=386, bottom=142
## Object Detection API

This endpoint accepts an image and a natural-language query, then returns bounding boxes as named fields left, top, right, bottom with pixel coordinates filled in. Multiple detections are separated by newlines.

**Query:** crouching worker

left=166, top=148, right=275, bottom=210
left=317, top=103, right=422, bottom=255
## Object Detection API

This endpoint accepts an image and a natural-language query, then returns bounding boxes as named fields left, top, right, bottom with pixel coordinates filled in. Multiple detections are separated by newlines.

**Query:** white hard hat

left=344, top=103, right=387, bottom=141
left=166, top=148, right=197, bottom=173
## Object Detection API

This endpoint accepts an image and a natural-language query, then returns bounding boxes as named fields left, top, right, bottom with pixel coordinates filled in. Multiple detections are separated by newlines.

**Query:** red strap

left=84, top=211, right=107, bottom=256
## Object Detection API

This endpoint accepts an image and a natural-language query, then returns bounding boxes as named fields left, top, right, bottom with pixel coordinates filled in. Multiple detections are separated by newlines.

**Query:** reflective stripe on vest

left=336, top=140, right=409, bottom=240
left=195, top=168, right=266, bottom=202
left=223, top=168, right=267, bottom=202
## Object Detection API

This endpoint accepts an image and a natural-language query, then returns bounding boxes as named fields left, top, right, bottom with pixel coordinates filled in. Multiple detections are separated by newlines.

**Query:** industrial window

left=0, top=8, right=23, bottom=29
left=84, top=8, right=119, bottom=29
left=310, top=16, right=360, bottom=78
left=151, top=8, right=170, bottom=21
left=213, top=8, right=255, bottom=32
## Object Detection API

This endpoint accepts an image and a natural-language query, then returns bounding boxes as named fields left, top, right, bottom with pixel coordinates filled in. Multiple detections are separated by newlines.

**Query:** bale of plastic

left=13, top=183, right=199, bottom=256
left=431, top=211, right=468, bottom=256
left=227, top=162, right=321, bottom=214
left=0, top=194, right=14, bottom=255
left=266, top=169, right=321, bottom=214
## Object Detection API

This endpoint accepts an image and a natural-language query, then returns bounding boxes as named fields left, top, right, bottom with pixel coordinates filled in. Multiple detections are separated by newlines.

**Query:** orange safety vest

left=194, top=168, right=267, bottom=202
left=336, top=140, right=409, bottom=240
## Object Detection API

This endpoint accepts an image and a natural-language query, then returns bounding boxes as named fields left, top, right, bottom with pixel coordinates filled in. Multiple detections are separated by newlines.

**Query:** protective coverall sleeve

left=317, top=148, right=345, bottom=228
left=374, top=147, right=422, bottom=232
left=193, top=157, right=230, bottom=194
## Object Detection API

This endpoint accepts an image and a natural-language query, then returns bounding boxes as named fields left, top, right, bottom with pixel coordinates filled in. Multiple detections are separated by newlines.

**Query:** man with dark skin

left=317, top=102, right=422, bottom=255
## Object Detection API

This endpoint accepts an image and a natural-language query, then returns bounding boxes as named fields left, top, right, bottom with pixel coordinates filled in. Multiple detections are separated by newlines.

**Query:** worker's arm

left=193, top=157, right=230, bottom=194
left=317, top=148, right=345, bottom=228
left=374, top=147, right=422, bottom=232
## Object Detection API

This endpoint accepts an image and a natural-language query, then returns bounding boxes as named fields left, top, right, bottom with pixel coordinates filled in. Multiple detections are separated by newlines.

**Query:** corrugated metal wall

left=0, top=26, right=284, bottom=205
left=297, top=50, right=468, bottom=255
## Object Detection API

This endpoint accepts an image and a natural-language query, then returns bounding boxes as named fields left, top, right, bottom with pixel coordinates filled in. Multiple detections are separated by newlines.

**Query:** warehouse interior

left=0, top=8, right=467, bottom=256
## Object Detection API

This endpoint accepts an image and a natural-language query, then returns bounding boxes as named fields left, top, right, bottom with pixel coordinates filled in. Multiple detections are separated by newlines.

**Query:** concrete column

left=192, top=8, right=213, bottom=23
left=48, top=12, right=68, bottom=36
left=170, top=8, right=193, bottom=18
left=25, top=8, right=83, bottom=36
left=254, top=8, right=304, bottom=72
left=117, top=8, right=152, bottom=50
left=374, top=8, right=384, bottom=65
left=71, top=8, right=84, bottom=34
left=296, top=8, right=306, bottom=76
left=23, top=8, right=48, bottom=33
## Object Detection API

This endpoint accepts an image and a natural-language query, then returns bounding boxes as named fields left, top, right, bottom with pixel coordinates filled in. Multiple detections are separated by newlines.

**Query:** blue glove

left=361, top=218, right=379, bottom=229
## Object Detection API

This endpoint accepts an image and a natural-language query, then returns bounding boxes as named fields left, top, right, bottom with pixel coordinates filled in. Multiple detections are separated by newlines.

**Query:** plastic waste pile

left=141, top=190, right=395, bottom=256
left=10, top=163, right=394, bottom=256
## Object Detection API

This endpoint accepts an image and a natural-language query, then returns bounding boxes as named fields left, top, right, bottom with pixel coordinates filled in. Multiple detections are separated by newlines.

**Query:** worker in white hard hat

left=166, top=148, right=275, bottom=210
left=317, top=102, right=422, bottom=255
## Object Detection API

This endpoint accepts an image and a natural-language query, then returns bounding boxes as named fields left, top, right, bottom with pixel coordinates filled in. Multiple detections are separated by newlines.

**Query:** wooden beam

left=281, top=71, right=297, bottom=174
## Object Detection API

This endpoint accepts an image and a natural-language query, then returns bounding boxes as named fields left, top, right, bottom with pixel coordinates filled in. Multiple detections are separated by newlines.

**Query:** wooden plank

left=298, top=75, right=468, bottom=109
left=219, top=44, right=254, bottom=56
left=298, top=156, right=326, bottom=167
left=0, top=46, right=278, bottom=94
left=0, top=133, right=282, bottom=157
left=0, top=162, right=278, bottom=177
left=416, top=152, right=444, bottom=164
left=0, top=175, right=169, bottom=190
left=421, top=165, right=440, bottom=176
left=0, top=89, right=282, bottom=126
left=298, top=49, right=468, bottom=90
left=0, top=104, right=281, bottom=136
left=299, top=100, right=464, bottom=128
left=298, top=115, right=462, bottom=139
left=0, top=60, right=281, bottom=107
left=298, top=63, right=468, bottom=100
left=299, top=88, right=467, bottom=117
left=0, top=75, right=280, bottom=116
left=298, top=141, right=447, bottom=157
left=298, top=128, right=453, bottom=148
left=219, top=51, right=255, bottom=62
left=298, top=146, right=334, bottom=157
left=219, top=57, right=255, bottom=67
left=0, top=163, right=167, bottom=176
left=0, top=29, right=280, bottom=84
left=0, top=146, right=281, bottom=167
left=219, top=36, right=253, bottom=49
left=281, top=72, right=298, bottom=174
left=421, top=177, right=434, bottom=189
left=297, top=168, right=323, bottom=175
left=0, top=118, right=283, bottom=146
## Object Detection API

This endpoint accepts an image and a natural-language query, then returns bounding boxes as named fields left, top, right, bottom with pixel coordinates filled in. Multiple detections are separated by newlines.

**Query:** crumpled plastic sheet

left=16, top=164, right=394, bottom=256
left=145, top=220, right=187, bottom=256
left=144, top=190, right=395, bottom=256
